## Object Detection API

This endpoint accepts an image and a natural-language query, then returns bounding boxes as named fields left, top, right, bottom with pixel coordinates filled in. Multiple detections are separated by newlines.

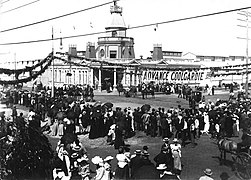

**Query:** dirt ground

left=11, top=88, right=244, bottom=179
left=49, top=89, right=243, bottom=180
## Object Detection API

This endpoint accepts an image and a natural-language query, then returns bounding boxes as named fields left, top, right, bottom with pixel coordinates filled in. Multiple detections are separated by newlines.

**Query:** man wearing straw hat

left=199, top=168, right=214, bottom=180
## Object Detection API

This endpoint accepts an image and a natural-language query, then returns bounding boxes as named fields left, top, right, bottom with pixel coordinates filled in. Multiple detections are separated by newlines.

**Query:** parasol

left=57, top=111, right=65, bottom=120
left=103, top=102, right=113, bottom=108
left=60, top=133, right=78, bottom=146
left=141, top=104, right=151, bottom=112
left=67, top=109, right=75, bottom=120
left=104, top=78, right=110, bottom=81
left=93, top=101, right=102, bottom=107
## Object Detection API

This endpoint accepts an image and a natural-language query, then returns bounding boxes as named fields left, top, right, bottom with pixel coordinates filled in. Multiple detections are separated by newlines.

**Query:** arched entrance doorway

left=101, top=68, right=114, bottom=91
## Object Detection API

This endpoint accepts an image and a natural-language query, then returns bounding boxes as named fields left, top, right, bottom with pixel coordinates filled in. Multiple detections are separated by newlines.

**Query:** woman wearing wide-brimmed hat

left=91, top=156, right=106, bottom=180
left=156, top=164, right=179, bottom=179
left=103, top=156, right=114, bottom=180
left=114, top=146, right=130, bottom=179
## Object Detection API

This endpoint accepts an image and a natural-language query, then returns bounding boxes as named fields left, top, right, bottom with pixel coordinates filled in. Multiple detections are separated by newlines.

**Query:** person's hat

left=142, top=151, right=150, bottom=156
left=91, top=156, right=103, bottom=165
left=156, top=164, right=167, bottom=170
left=143, top=146, right=148, bottom=150
left=173, top=138, right=179, bottom=143
left=162, top=114, right=168, bottom=118
left=134, top=150, right=142, bottom=155
left=204, top=168, right=213, bottom=176
left=72, top=145, right=81, bottom=151
left=71, top=152, right=79, bottom=159
left=110, top=124, right=116, bottom=130
left=163, top=137, right=169, bottom=142
left=161, top=146, right=169, bottom=151
left=104, top=156, right=114, bottom=162
left=77, top=155, right=89, bottom=162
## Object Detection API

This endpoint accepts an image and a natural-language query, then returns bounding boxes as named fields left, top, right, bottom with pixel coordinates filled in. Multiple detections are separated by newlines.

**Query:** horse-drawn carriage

left=218, top=130, right=251, bottom=179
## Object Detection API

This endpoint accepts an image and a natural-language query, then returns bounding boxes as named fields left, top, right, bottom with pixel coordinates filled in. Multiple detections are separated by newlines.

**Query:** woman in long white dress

left=57, top=119, right=64, bottom=136
left=170, top=138, right=182, bottom=179
left=203, top=112, right=210, bottom=134
left=51, top=119, right=58, bottom=136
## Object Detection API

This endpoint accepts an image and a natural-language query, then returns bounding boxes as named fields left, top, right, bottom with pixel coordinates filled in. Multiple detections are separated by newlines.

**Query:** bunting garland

left=54, top=56, right=142, bottom=75
left=55, top=55, right=251, bottom=77
left=0, top=52, right=52, bottom=76
left=213, top=71, right=251, bottom=77
left=0, top=55, right=53, bottom=85
left=55, top=52, right=251, bottom=71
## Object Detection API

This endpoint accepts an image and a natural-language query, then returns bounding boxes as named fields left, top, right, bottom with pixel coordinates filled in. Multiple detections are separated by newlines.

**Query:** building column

left=123, top=69, right=126, bottom=85
left=131, top=71, right=135, bottom=86
left=114, top=68, right=117, bottom=87
left=89, top=68, right=93, bottom=87
left=99, top=69, right=102, bottom=90
left=134, top=69, right=137, bottom=86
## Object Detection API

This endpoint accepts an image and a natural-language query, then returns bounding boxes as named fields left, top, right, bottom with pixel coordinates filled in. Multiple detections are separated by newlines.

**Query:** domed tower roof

left=105, top=0, right=127, bottom=30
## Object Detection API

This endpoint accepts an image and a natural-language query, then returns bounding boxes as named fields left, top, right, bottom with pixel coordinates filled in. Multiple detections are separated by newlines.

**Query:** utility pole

left=237, top=10, right=251, bottom=98
left=246, top=13, right=249, bottom=98
left=51, top=27, right=55, bottom=98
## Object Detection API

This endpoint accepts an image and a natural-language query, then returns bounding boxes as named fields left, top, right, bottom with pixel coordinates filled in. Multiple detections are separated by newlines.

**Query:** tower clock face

left=100, top=49, right=105, bottom=57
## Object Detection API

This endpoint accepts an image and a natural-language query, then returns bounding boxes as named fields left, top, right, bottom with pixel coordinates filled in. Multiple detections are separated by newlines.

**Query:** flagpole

left=51, top=26, right=55, bottom=98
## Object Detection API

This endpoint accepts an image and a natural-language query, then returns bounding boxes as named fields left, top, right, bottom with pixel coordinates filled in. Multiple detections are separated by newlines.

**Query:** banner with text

left=141, top=70, right=208, bottom=84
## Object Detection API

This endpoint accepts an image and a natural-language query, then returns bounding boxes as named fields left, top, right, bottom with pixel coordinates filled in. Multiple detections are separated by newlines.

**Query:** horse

left=140, top=84, right=148, bottom=99
left=129, top=86, right=137, bottom=97
left=116, top=83, right=124, bottom=96
left=217, top=138, right=238, bottom=165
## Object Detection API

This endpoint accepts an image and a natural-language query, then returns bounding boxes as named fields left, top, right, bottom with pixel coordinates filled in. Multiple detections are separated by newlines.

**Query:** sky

left=0, top=0, right=251, bottom=62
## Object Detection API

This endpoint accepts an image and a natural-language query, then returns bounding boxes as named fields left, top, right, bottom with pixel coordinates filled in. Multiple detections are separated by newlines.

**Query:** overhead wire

left=1, top=0, right=11, bottom=4
left=1, top=0, right=40, bottom=14
left=0, top=0, right=118, bottom=33
left=0, top=5, right=251, bottom=46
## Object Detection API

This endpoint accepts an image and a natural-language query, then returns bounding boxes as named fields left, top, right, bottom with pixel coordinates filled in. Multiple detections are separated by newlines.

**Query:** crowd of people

left=1, top=82, right=251, bottom=179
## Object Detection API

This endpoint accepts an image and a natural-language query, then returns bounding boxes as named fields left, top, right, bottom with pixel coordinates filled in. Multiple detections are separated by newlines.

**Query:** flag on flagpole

left=52, top=27, right=54, bottom=40
left=60, top=30, right=63, bottom=49
left=154, top=24, right=158, bottom=31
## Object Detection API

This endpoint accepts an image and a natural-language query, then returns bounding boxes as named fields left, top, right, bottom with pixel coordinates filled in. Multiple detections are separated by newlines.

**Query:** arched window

left=100, top=49, right=105, bottom=57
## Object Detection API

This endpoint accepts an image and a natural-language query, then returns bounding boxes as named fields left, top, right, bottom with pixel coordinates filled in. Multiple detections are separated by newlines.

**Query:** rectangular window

left=55, top=70, right=57, bottom=82
left=110, top=50, right=117, bottom=58
left=85, top=71, right=88, bottom=84
left=59, top=70, right=61, bottom=82
left=73, top=71, right=76, bottom=84
left=65, top=70, right=67, bottom=83
left=79, top=71, right=81, bottom=85
left=83, top=71, right=85, bottom=84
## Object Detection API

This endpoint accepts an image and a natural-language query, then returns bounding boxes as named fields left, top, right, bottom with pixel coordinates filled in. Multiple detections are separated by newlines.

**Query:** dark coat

left=132, top=159, right=159, bottom=179
left=130, top=155, right=143, bottom=178
left=154, top=151, right=173, bottom=171
left=160, top=118, right=169, bottom=129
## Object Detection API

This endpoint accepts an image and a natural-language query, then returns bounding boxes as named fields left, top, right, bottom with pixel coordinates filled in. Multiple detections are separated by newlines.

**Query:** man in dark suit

left=130, top=150, right=142, bottom=178
left=154, top=146, right=173, bottom=171
left=160, top=114, right=169, bottom=139
left=133, top=151, right=159, bottom=179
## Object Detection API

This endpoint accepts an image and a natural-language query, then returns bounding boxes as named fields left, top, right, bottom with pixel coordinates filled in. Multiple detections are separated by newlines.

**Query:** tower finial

left=110, top=0, right=122, bottom=14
